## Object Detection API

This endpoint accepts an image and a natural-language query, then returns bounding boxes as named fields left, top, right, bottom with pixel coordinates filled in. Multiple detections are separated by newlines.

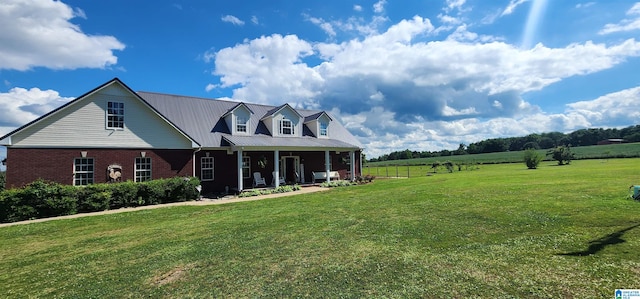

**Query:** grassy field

left=1, top=159, right=640, bottom=298
left=367, top=142, right=640, bottom=167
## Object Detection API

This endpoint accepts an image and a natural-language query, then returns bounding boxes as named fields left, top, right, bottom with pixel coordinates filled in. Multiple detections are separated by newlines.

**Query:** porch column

left=274, top=150, right=280, bottom=188
left=350, top=151, right=356, bottom=181
left=325, top=150, right=331, bottom=183
left=237, top=149, right=243, bottom=191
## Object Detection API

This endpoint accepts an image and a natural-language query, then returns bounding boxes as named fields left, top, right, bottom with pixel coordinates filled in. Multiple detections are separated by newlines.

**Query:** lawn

left=1, top=159, right=639, bottom=298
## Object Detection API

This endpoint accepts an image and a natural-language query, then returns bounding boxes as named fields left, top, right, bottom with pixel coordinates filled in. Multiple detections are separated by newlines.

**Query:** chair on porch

left=253, top=172, right=267, bottom=187
left=272, top=171, right=286, bottom=186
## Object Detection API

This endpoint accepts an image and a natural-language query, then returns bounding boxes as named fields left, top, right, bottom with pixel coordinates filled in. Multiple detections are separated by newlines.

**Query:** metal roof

left=136, top=91, right=363, bottom=150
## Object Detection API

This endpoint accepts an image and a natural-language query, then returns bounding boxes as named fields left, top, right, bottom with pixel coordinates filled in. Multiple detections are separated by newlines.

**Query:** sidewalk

left=0, top=186, right=330, bottom=228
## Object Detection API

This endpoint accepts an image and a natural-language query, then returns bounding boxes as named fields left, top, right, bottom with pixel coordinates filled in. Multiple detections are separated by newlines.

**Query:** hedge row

left=0, top=177, right=201, bottom=223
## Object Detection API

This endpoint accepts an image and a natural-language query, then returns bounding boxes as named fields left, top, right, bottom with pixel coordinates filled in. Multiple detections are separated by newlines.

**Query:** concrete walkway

left=0, top=186, right=330, bottom=228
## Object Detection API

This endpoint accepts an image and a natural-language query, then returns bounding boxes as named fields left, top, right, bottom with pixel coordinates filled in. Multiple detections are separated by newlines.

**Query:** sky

left=1, top=0, right=640, bottom=166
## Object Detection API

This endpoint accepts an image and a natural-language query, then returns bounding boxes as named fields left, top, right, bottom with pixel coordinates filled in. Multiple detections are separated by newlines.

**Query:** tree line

left=370, top=125, right=640, bottom=162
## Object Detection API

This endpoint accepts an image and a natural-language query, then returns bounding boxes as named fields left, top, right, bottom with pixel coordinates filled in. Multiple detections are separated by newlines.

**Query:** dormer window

left=320, top=122, right=328, bottom=136
left=280, top=119, right=294, bottom=135
left=236, top=115, right=247, bottom=133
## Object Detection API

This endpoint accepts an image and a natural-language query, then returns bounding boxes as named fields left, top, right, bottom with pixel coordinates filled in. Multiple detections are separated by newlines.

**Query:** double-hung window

left=201, top=157, right=214, bottom=181
left=74, top=158, right=94, bottom=186
left=135, top=157, right=152, bottom=182
left=279, top=119, right=294, bottom=135
left=107, top=101, right=124, bottom=129
left=319, top=122, right=328, bottom=137
left=236, top=116, right=247, bottom=133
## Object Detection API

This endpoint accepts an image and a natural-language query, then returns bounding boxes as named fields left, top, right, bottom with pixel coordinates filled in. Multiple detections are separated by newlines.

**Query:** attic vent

left=108, top=164, right=122, bottom=182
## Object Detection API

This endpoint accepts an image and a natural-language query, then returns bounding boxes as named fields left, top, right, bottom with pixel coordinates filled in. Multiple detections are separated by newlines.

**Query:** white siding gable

left=306, top=113, right=331, bottom=138
left=11, top=83, right=193, bottom=149
left=224, top=105, right=252, bottom=135
left=268, top=107, right=301, bottom=137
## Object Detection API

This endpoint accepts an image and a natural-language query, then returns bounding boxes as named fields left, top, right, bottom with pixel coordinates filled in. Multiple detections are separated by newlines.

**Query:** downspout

left=192, top=147, right=202, bottom=177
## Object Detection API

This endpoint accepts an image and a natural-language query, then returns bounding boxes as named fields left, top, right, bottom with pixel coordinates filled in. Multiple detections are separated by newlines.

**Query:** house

left=0, top=78, right=363, bottom=193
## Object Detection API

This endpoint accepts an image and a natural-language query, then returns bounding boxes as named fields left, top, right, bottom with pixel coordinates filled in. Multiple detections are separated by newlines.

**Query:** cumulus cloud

left=206, top=12, right=640, bottom=157
left=0, top=87, right=72, bottom=128
left=353, top=5, right=363, bottom=12
left=303, top=14, right=336, bottom=37
left=221, top=15, right=245, bottom=26
left=599, top=2, right=640, bottom=34
left=0, top=0, right=124, bottom=71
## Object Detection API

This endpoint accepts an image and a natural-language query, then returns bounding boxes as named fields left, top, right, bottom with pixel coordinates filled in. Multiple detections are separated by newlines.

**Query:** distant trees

left=368, top=125, right=640, bottom=162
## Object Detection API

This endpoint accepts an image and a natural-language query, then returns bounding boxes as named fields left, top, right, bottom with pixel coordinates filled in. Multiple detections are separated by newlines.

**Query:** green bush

left=0, top=177, right=201, bottom=223
left=321, top=180, right=356, bottom=187
left=110, top=181, right=140, bottom=208
left=22, top=180, right=77, bottom=219
left=523, top=149, right=543, bottom=169
left=77, top=185, right=112, bottom=213
left=0, top=171, right=5, bottom=192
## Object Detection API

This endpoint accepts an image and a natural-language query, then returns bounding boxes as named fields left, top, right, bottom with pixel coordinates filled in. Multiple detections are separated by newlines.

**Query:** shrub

left=77, top=184, right=112, bottom=213
left=547, top=145, right=575, bottom=165
left=321, top=180, right=356, bottom=187
left=110, top=181, right=140, bottom=208
left=0, top=171, right=5, bottom=192
left=22, top=180, right=77, bottom=218
left=523, top=149, right=543, bottom=169
left=0, top=176, right=202, bottom=223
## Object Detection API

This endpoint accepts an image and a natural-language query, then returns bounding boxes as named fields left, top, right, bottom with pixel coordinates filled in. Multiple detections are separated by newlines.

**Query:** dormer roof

left=221, top=102, right=254, bottom=118
left=261, top=103, right=303, bottom=120
left=304, top=111, right=333, bottom=123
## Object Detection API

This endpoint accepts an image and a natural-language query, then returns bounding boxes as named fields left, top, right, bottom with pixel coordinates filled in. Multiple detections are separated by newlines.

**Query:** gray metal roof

left=136, top=91, right=363, bottom=150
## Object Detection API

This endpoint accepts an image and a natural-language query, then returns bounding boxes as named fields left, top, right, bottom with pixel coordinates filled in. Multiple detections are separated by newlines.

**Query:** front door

left=280, top=156, right=300, bottom=183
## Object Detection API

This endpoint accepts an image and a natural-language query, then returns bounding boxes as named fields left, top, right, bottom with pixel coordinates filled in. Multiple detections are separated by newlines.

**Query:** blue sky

left=1, top=0, right=640, bottom=165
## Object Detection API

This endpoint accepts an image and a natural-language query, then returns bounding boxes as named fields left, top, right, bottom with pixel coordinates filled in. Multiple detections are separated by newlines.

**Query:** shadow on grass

left=559, top=223, right=640, bottom=256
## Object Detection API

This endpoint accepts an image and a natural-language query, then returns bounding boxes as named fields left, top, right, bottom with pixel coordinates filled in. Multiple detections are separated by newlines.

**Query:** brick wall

left=5, top=148, right=193, bottom=189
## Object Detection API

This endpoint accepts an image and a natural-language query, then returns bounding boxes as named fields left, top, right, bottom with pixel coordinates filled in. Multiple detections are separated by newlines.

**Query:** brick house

left=0, top=78, right=363, bottom=193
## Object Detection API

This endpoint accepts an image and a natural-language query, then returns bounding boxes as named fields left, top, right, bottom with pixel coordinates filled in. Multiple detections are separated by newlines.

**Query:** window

left=135, top=157, right=152, bottom=182
left=201, top=157, right=214, bottom=181
left=236, top=115, right=247, bottom=133
left=107, top=101, right=124, bottom=129
left=74, top=158, right=94, bottom=186
left=279, top=119, right=294, bottom=135
left=242, top=156, right=251, bottom=178
left=320, top=122, right=328, bottom=136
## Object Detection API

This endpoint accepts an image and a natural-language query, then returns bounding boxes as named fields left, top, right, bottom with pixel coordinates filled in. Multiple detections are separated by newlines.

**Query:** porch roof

left=222, top=134, right=359, bottom=150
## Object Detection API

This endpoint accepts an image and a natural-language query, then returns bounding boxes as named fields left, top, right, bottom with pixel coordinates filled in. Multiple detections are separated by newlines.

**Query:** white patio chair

left=272, top=171, right=286, bottom=186
left=253, top=172, right=267, bottom=187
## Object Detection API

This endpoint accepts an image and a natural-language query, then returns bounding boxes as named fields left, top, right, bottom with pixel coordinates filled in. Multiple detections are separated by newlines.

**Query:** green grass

left=1, top=159, right=640, bottom=298
left=368, top=142, right=640, bottom=166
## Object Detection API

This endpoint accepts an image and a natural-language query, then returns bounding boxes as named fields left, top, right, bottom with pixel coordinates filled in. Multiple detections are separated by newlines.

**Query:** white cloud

left=304, top=14, right=336, bottom=37
left=221, top=15, right=245, bottom=26
left=373, top=0, right=386, bottom=13
left=0, top=87, right=72, bottom=128
left=445, top=0, right=467, bottom=13
left=575, top=2, right=595, bottom=9
left=565, top=86, right=640, bottom=125
left=251, top=15, right=259, bottom=25
left=208, top=15, right=640, bottom=158
left=599, top=2, right=640, bottom=35
left=353, top=5, right=362, bottom=12
left=502, top=0, right=529, bottom=16
left=0, top=0, right=125, bottom=71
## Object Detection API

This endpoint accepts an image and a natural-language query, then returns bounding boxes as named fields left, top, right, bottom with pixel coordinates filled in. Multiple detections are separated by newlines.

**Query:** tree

left=547, top=145, right=575, bottom=165
left=523, top=149, right=543, bottom=169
